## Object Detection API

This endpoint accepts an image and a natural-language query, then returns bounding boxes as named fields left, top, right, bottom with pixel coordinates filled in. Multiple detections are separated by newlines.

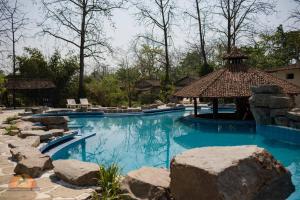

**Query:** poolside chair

left=66, top=99, right=78, bottom=109
left=79, top=98, right=92, bottom=108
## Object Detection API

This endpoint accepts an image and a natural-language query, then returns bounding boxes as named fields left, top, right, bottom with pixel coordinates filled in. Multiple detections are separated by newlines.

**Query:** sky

left=1, top=0, right=299, bottom=73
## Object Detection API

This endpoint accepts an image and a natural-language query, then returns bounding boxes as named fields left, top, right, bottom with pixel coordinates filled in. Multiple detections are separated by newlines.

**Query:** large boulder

left=19, top=130, right=52, bottom=142
left=14, top=155, right=53, bottom=178
left=251, top=85, right=283, bottom=94
left=40, top=116, right=70, bottom=125
left=170, top=146, right=295, bottom=200
left=15, top=121, right=34, bottom=131
left=121, top=167, right=170, bottom=200
left=8, top=136, right=40, bottom=148
left=250, top=106, right=271, bottom=125
left=269, top=96, right=292, bottom=109
left=10, top=146, right=42, bottom=162
left=52, top=160, right=99, bottom=186
left=286, top=111, right=300, bottom=122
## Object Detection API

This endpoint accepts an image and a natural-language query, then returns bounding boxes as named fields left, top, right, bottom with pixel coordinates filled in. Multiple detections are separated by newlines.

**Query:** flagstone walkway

left=0, top=110, right=94, bottom=200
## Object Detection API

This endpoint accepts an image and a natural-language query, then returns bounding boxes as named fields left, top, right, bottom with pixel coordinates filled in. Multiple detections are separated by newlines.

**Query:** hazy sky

left=3, top=0, right=300, bottom=73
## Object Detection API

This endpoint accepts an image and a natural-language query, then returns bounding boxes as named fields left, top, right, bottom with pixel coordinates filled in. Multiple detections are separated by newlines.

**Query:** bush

left=93, top=164, right=122, bottom=200
left=5, top=116, right=19, bottom=124
left=4, top=125, right=19, bottom=136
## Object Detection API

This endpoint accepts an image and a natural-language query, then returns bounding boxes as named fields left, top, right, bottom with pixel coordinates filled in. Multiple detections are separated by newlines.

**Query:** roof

left=223, top=47, right=249, bottom=60
left=265, top=63, right=300, bottom=73
left=5, top=78, right=56, bottom=90
left=174, top=64, right=300, bottom=98
left=175, top=76, right=199, bottom=87
left=135, top=79, right=160, bottom=89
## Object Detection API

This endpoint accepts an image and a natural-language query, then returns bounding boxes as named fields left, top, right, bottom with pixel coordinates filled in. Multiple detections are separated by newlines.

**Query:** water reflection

left=53, top=111, right=300, bottom=199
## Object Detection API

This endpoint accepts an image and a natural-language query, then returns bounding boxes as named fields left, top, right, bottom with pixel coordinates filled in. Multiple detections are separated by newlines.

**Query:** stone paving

left=0, top=110, right=94, bottom=200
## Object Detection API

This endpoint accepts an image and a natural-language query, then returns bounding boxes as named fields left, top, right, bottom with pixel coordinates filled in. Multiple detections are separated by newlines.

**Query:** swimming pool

left=52, top=110, right=300, bottom=199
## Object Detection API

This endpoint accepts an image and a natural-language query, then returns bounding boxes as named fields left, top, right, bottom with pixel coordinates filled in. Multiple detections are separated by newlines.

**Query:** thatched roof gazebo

left=5, top=78, right=56, bottom=107
left=174, top=48, right=300, bottom=119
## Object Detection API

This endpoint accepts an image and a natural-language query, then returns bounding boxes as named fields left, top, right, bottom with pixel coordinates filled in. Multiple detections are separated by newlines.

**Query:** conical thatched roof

left=174, top=49, right=300, bottom=98
left=5, top=78, right=56, bottom=90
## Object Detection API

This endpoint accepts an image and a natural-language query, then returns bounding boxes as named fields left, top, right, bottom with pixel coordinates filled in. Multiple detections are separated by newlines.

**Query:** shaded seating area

left=174, top=48, right=300, bottom=120
left=5, top=78, right=56, bottom=107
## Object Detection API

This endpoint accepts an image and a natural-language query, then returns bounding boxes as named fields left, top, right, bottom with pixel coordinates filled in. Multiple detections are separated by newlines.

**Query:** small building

left=175, top=76, right=199, bottom=91
left=5, top=78, right=56, bottom=106
left=266, top=64, right=300, bottom=107
left=174, top=48, right=300, bottom=119
left=135, top=79, right=161, bottom=93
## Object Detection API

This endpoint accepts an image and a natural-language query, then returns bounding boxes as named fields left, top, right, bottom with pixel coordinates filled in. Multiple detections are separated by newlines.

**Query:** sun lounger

left=66, top=99, right=78, bottom=109
left=79, top=98, right=92, bottom=108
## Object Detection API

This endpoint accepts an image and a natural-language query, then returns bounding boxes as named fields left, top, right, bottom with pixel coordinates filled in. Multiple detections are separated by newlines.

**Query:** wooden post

left=213, top=98, right=218, bottom=119
left=193, top=97, right=198, bottom=116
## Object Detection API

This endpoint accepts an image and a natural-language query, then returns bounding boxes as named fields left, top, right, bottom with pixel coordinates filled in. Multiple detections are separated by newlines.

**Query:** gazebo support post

left=193, top=97, right=198, bottom=116
left=213, top=98, right=218, bottom=119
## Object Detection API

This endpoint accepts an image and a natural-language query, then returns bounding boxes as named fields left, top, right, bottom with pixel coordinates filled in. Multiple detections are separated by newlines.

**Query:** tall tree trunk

left=12, top=16, right=16, bottom=109
left=160, top=0, right=170, bottom=88
left=78, top=5, right=86, bottom=99
left=195, top=0, right=209, bottom=75
left=227, top=0, right=231, bottom=53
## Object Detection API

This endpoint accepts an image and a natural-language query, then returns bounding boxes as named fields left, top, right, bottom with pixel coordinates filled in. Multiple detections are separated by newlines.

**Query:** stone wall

left=249, top=85, right=300, bottom=129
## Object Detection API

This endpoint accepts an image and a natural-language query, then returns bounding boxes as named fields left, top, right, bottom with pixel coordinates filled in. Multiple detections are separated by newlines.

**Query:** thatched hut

left=174, top=48, right=300, bottom=119
left=5, top=78, right=56, bottom=106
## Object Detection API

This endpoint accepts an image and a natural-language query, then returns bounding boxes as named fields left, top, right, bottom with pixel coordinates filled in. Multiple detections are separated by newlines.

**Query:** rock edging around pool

left=0, top=114, right=296, bottom=200
left=119, top=145, right=295, bottom=200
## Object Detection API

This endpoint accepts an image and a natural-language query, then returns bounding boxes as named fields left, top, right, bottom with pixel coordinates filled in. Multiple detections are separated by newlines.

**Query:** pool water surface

left=52, top=110, right=300, bottom=199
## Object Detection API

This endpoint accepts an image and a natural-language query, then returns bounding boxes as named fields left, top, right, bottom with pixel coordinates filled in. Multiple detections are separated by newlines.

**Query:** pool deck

left=0, top=110, right=94, bottom=200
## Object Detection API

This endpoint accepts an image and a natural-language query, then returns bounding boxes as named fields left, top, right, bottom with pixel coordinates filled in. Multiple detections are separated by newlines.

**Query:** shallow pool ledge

left=257, top=125, right=300, bottom=145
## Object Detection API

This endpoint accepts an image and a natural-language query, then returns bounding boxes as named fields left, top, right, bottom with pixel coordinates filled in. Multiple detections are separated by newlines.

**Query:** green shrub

left=93, top=164, right=122, bottom=200
left=5, top=116, right=19, bottom=124
left=4, top=125, right=19, bottom=136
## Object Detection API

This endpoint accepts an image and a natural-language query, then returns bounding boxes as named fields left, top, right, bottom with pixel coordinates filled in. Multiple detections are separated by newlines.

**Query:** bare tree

left=217, top=0, right=275, bottom=53
left=2, top=0, right=27, bottom=108
left=290, top=0, right=300, bottom=24
left=40, top=0, right=125, bottom=99
left=134, top=0, right=175, bottom=92
left=185, top=0, right=211, bottom=75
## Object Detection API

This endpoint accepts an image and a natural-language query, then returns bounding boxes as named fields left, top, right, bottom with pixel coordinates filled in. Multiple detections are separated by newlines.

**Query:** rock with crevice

left=121, top=167, right=171, bottom=200
left=170, top=146, right=295, bottom=200
left=14, top=155, right=53, bottom=178
left=15, top=121, right=34, bottom=131
left=53, top=160, right=99, bottom=186
left=10, top=146, right=42, bottom=162
left=8, top=136, right=40, bottom=148
left=19, top=130, right=52, bottom=142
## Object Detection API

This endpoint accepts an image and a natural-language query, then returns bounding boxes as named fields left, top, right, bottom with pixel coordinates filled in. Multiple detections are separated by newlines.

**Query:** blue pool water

left=52, top=110, right=300, bottom=199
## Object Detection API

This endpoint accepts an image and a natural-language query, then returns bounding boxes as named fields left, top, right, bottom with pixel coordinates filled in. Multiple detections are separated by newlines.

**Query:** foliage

left=95, top=164, right=122, bottom=200
left=4, top=115, right=18, bottom=124
left=242, top=25, right=300, bottom=69
left=4, top=125, right=18, bottom=136
left=16, top=48, right=79, bottom=107
left=0, top=72, right=6, bottom=105
left=85, top=75, right=126, bottom=107
left=116, top=66, right=140, bottom=107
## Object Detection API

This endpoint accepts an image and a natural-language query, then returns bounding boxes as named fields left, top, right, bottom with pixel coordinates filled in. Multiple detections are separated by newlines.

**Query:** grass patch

left=93, top=164, right=123, bottom=200
left=4, top=125, right=19, bottom=136
left=5, top=115, right=19, bottom=124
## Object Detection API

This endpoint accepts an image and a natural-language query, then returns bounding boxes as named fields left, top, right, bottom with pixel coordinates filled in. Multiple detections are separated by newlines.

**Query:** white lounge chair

left=79, top=98, right=92, bottom=108
left=66, top=99, right=78, bottom=109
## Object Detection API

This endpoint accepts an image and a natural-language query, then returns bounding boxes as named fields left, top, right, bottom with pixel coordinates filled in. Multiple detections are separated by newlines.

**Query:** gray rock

left=8, top=136, right=40, bottom=148
left=15, top=121, right=34, bottom=131
left=40, top=116, right=70, bottom=125
left=250, top=106, right=271, bottom=125
left=47, top=124, right=68, bottom=131
left=270, top=108, right=289, bottom=118
left=170, top=146, right=295, bottom=200
left=121, top=167, right=170, bottom=200
left=46, top=129, right=65, bottom=137
left=287, top=111, right=300, bottom=122
left=10, top=146, right=42, bottom=162
left=249, top=94, right=271, bottom=107
left=53, top=160, right=99, bottom=186
left=19, top=130, right=52, bottom=142
left=270, top=96, right=292, bottom=109
left=251, top=85, right=283, bottom=94
left=289, top=121, right=300, bottom=129
left=14, top=155, right=53, bottom=178
left=274, top=116, right=290, bottom=127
